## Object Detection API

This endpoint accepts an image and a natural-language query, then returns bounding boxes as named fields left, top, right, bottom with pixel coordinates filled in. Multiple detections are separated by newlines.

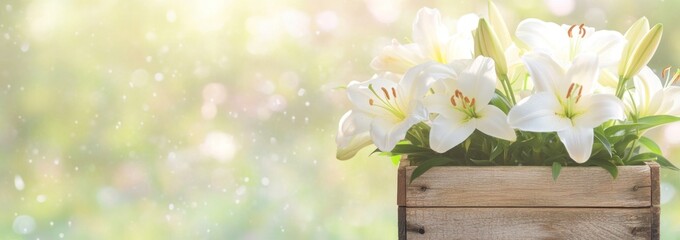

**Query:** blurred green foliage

left=0, top=0, right=678, bottom=239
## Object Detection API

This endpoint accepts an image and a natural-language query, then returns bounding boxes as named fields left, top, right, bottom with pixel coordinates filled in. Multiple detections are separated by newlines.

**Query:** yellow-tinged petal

left=488, top=0, right=512, bottom=49
left=474, top=18, right=507, bottom=76
left=618, top=17, right=650, bottom=77
left=623, top=23, right=662, bottom=79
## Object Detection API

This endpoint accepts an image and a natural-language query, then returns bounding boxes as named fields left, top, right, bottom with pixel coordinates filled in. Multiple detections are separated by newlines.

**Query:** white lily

left=335, top=110, right=373, bottom=160
left=335, top=65, right=431, bottom=155
left=625, top=66, right=680, bottom=118
left=370, top=7, right=478, bottom=73
left=424, top=56, right=516, bottom=153
left=508, top=53, right=626, bottom=163
left=515, top=19, right=625, bottom=69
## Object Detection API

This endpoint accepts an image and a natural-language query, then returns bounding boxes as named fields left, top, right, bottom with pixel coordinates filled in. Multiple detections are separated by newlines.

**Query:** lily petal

left=457, top=56, right=498, bottom=106
left=369, top=102, right=427, bottom=152
left=508, top=92, right=572, bottom=132
left=429, top=110, right=476, bottom=153
left=557, top=127, right=594, bottom=163
left=400, top=62, right=436, bottom=99
left=370, top=40, right=426, bottom=73
left=515, top=19, right=565, bottom=56
left=423, top=93, right=452, bottom=114
left=476, top=106, right=516, bottom=141
left=412, top=8, right=449, bottom=63
left=346, top=74, right=400, bottom=114
left=336, top=110, right=371, bottom=148
left=573, top=94, right=626, bottom=128
left=336, top=132, right=372, bottom=160
left=566, top=53, right=599, bottom=93
left=581, top=30, right=625, bottom=67
left=521, top=52, right=567, bottom=94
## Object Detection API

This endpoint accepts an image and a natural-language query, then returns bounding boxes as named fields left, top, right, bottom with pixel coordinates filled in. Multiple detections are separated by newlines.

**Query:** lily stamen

left=567, top=24, right=576, bottom=38
left=381, top=87, right=390, bottom=100
left=578, top=23, right=586, bottom=38
left=391, top=87, right=397, bottom=99
left=662, top=66, right=671, bottom=79
left=369, top=99, right=374, bottom=106
left=566, top=83, right=575, bottom=98
left=576, top=86, right=583, bottom=103
left=450, top=95, right=457, bottom=106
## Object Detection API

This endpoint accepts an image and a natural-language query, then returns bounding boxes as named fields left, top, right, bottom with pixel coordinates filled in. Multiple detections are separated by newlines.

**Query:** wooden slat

left=405, top=207, right=653, bottom=240
left=404, top=165, right=652, bottom=207
left=397, top=156, right=408, bottom=206
left=647, top=162, right=660, bottom=239
left=398, top=207, right=406, bottom=240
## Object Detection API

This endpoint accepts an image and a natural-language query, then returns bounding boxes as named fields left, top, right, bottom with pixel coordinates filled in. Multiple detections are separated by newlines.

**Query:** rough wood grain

left=397, top=156, right=408, bottom=206
left=403, top=165, right=652, bottom=207
left=647, top=162, right=660, bottom=239
left=398, top=207, right=406, bottom=240
left=404, top=208, right=653, bottom=240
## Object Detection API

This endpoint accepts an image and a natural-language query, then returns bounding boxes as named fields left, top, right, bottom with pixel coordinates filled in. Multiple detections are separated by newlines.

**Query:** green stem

left=615, top=76, right=629, bottom=99
left=499, top=74, right=517, bottom=105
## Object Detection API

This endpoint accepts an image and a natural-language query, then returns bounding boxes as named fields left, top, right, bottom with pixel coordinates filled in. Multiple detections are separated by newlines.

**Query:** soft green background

left=1, top=0, right=679, bottom=239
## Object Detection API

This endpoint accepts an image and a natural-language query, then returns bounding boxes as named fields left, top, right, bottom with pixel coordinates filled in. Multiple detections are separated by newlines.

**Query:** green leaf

left=594, top=129, right=612, bottom=157
left=490, top=90, right=512, bottom=113
left=628, top=152, right=657, bottom=164
left=604, top=123, right=645, bottom=137
left=391, top=155, right=401, bottom=166
left=410, top=158, right=454, bottom=183
left=405, top=130, right=423, bottom=146
left=638, top=136, right=662, bottom=154
left=637, top=115, right=680, bottom=130
left=389, top=144, right=433, bottom=155
left=470, top=159, right=494, bottom=166
left=489, top=144, right=504, bottom=161
left=591, top=159, right=618, bottom=179
left=628, top=152, right=680, bottom=170
left=552, top=162, right=562, bottom=181
left=656, top=154, right=680, bottom=170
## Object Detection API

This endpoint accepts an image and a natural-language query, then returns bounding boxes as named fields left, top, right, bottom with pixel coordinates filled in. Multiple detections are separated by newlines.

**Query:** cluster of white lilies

left=336, top=3, right=680, bottom=164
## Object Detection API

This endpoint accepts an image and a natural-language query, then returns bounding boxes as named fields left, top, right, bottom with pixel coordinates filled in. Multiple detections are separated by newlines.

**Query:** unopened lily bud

left=618, top=17, right=649, bottom=77
left=474, top=18, right=507, bottom=76
left=488, top=0, right=512, bottom=49
left=620, top=21, right=663, bottom=80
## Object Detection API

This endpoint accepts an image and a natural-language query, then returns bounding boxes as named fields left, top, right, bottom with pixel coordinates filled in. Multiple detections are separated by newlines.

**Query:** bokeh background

left=1, top=0, right=679, bottom=239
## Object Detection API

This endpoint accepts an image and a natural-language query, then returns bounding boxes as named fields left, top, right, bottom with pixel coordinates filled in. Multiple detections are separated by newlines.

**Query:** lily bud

left=474, top=18, right=507, bottom=76
left=618, top=17, right=649, bottom=77
left=336, top=133, right=372, bottom=160
left=619, top=19, right=663, bottom=80
left=488, top=0, right=512, bottom=49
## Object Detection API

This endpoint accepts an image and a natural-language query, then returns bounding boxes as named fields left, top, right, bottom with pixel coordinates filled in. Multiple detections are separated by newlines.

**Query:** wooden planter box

left=397, top=160, right=660, bottom=239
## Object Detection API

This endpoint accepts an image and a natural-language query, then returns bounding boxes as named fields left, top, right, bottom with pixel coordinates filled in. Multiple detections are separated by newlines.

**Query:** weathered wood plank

left=397, top=156, right=408, bottom=206
left=398, top=207, right=406, bottom=240
left=403, top=165, right=652, bottom=207
left=405, top=208, right=653, bottom=240
left=647, top=162, right=660, bottom=239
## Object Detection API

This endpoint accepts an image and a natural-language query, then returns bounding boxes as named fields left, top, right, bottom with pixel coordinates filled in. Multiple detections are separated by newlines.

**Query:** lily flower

left=515, top=19, right=625, bottom=69
left=424, top=56, right=516, bottom=153
left=508, top=53, right=626, bottom=163
left=625, top=66, right=680, bottom=119
left=370, top=8, right=478, bottom=73
left=335, top=110, right=372, bottom=160
left=335, top=64, right=432, bottom=156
